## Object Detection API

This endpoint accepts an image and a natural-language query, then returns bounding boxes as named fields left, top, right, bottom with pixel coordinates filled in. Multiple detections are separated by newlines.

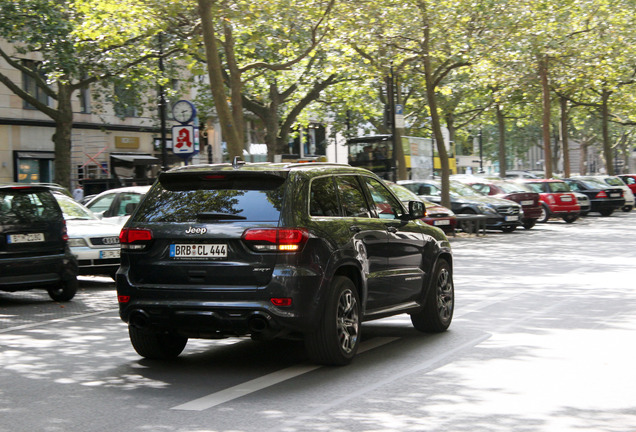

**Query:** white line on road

left=171, top=336, right=400, bottom=411
left=0, top=309, right=118, bottom=334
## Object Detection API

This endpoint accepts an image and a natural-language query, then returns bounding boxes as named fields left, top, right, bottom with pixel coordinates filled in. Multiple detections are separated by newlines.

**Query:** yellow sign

left=115, top=136, right=140, bottom=149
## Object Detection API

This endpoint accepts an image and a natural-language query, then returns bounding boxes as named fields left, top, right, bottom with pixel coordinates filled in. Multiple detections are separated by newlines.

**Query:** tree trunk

left=560, top=96, right=570, bottom=177
left=419, top=0, right=450, bottom=208
left=53, top=83, right=73, bottom=190
left=539, top=55, right=553, bottom=179
left=198, top=0, right=242, bottom=160
left=496, top=105, right=506, bottom=178
left=601, top=89, right=614, bottom=175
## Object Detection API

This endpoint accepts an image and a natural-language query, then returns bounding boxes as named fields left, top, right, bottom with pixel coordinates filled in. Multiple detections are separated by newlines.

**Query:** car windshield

left=603, top=177, right=624, bottom=187
left=580, top=179, right=611, bottom=189
left=450, top=182, right=483, bottom=198
left=134, top=173, right=286, bottom=223
left=547, top=182, right=571, bottom=193
left=54, top=193, right=98, bottom=220
left=497, top=182, right=532, bottom=193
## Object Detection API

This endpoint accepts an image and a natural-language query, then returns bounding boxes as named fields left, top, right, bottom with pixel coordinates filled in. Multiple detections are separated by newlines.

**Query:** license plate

left=8, top=233, right=45, bottom=244
left=521, top=200, right=534, bottom=206
left=505, top=215, right=519, bottom=222
left=170, top=244, right=227, bottom=259
left=610, top=193, right=620, bottom=198
left=100, top=249, right=120, bottom=259
left=434, top=219, right=450, bottom=226
left=561, top=196, right=572, bottom=202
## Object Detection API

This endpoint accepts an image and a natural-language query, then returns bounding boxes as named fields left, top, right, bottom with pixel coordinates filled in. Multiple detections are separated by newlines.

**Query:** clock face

left=172, top=100, right=195, bottom=123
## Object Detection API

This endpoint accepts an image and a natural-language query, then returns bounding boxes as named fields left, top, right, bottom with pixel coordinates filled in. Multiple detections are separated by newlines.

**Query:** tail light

left=242, top=228, right=308, bottom=252
left=595, top=191, right=608, bottom=199
left=546, top=194, right=556, bottom=204
left=120, top=228, right=153, bottom=250
left=62, top=220, right=69, bottom=242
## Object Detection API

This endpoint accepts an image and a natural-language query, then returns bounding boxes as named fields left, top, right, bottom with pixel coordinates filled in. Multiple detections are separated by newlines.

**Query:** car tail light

left=595, top=191, right=608, bottom=199
left=271, top=298, right=292, bottom=307
left=242, top=228, right=308, bottom=252
left=120, top=228, right=153, bottom=250
left=118, top=295, right=130, bottom=303
left=546, top=194, right=556, bottom=204
left=62, top=220, right=69, bottom=242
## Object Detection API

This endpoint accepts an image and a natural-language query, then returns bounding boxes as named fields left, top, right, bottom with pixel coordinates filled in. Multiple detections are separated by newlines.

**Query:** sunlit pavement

left=0, top=212, right=635, bottom=432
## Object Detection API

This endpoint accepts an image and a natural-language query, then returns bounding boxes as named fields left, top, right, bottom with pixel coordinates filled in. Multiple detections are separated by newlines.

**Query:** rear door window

left=334, top=176, right=371, bottom=218
left=310, top=176, right=340, bottom=217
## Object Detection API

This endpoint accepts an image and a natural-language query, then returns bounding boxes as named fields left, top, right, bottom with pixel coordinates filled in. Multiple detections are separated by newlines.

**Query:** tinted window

left=335, top=176, right=371, bottom=218
left=310, top=177, right=340, bottom=217
left=0, top=189, right=62, bottom=224
left=364, top=177, right=404, bottom=219
left=133, top=176, right=285, bottom=223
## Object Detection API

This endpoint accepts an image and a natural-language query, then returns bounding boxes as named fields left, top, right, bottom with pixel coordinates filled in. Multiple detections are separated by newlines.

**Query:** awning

left=16, top=151, right=55, bottom=159
left=110, top=154, right=159, bottom=166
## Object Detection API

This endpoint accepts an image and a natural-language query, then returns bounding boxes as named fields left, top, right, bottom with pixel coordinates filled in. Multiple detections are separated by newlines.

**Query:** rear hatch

left=0, top=187, right=67, bottom=277
left=121, top=169, right=290, bottom=288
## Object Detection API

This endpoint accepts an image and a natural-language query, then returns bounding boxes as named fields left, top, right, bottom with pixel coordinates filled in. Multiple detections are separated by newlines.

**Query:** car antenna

left=232, top=156, right=245, bottom=169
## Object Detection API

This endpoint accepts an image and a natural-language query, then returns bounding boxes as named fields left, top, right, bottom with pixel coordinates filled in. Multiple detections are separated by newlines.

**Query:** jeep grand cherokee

left=116, top=161, right=454, bottom=365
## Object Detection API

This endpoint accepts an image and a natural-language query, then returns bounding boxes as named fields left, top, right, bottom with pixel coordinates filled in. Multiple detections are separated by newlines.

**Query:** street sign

left=172, top=125, right=195, bottom=155
left=395, top=104, right=405, bottom=129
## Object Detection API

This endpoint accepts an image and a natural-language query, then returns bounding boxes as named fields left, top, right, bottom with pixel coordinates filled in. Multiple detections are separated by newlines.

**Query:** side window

left=335, top=176, right=371, bottom=218
left=473, top=184, right=488, bottom=195
left=310, top=177, right=340, bottom=217
left=117, top=193, right=143, bottom=216
left=568, top=182, right=581, bottom=191
left=363, top=177, right=404, bottom=220
left=87, top=194, right=116, bottom=215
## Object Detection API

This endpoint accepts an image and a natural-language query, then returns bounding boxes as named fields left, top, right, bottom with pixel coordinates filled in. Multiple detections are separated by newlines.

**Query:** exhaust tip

left=129, top=310, right=150, bottom=329
left=247, top=314, right=271, bottom=333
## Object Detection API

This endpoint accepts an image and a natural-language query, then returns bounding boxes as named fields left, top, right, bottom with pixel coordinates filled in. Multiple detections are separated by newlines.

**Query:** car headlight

left=67, top=238, right=88, bottom=247
left=479, top=205, right=497, bottom=214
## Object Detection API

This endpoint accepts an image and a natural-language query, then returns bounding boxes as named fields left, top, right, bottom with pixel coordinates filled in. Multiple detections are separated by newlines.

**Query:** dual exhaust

left=128, top=309, right=273, bottom=335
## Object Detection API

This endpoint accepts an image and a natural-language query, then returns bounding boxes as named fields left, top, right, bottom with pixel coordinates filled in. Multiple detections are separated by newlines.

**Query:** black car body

left=397, top=179, right=522, bottom=232
left=116, top=162, right=454, bottom=365
left=564, top=177, right=625, bottom=216
left=0, top=184, right=78, bottom=301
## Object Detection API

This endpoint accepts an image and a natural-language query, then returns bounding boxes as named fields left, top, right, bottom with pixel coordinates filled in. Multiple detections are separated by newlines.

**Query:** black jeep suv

left=1, top=184, right=78, bottom=301
left=116, top=161, right=454, bottom=365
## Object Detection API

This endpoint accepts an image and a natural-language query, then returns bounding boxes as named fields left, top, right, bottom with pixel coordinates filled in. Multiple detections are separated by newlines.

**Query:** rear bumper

left=116, top=265, right=328, bottom=337
left=0, top=252, right=77, bottom=292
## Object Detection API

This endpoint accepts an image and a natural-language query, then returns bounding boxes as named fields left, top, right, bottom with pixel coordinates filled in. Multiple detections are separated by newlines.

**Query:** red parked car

left=460, top=179, right=542, bottom=230
left=518, top=179, right=580, bottom=223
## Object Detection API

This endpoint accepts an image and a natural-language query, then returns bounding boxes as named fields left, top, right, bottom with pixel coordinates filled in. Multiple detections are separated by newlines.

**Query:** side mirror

left=406, top=200, right=425, bottom=220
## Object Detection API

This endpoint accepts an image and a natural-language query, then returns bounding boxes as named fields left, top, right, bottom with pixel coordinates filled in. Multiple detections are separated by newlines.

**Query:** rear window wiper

left=196, top=212, right=247, bottom=220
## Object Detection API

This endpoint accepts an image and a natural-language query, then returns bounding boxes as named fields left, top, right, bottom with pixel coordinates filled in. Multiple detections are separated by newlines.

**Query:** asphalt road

left=1, top=211, right=635, bottom=432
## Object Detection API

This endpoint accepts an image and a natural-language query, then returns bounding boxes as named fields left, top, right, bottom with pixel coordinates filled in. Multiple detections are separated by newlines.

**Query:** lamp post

left=158, top=33, right=168, bottom=172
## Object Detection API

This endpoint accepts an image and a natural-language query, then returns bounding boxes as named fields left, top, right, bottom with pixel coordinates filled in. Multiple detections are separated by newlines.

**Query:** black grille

left=90, top=236, right=120, bottom=246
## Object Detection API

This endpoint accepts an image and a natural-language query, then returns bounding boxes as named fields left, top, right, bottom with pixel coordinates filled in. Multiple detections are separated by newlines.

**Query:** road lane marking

left=171, top=337, right=400, bottom=411
left=0, top=309, right=118, bottom=334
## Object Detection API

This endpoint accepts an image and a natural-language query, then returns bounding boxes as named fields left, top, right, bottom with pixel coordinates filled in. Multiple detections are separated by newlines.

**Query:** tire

left=47, top=277, right=78, bottom=302
left=599, top=208, right=614, bottom=217
left=411, top=259, right=454, bottom=333
left=562, top=214, right=578, bottom=223
left=128, top=326, right=188, bottom=360
left=522, top=220, right=536, bottom=230
left=538, top=204, right=550, bottom=223
left=305, top=276, right=360, bottom=366
left=622, top=205, right=633, bottom=212
left=501, top=225, right=516, bottom=233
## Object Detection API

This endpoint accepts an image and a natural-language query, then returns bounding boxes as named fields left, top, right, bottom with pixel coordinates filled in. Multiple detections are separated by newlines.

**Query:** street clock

left=172, top=100, right=196, bottom=124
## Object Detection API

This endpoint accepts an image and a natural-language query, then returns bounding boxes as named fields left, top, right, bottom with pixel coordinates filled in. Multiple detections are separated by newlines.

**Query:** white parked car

left=53, top=192, right=122, bottom=279
left=594, top=175, right=634, bottom=212
left=84, top=185, right=151, bottom=225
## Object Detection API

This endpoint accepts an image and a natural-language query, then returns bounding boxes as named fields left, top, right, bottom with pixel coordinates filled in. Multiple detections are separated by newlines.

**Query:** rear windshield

left=132, top=174, right=286, bottom=223
left=0, top=189, right=62, bottom=224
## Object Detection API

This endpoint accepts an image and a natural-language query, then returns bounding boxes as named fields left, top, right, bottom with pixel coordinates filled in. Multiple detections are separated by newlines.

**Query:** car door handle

left=386, top=226, right=398, bottom=233
left=349, top=225, right=362, bottom=233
